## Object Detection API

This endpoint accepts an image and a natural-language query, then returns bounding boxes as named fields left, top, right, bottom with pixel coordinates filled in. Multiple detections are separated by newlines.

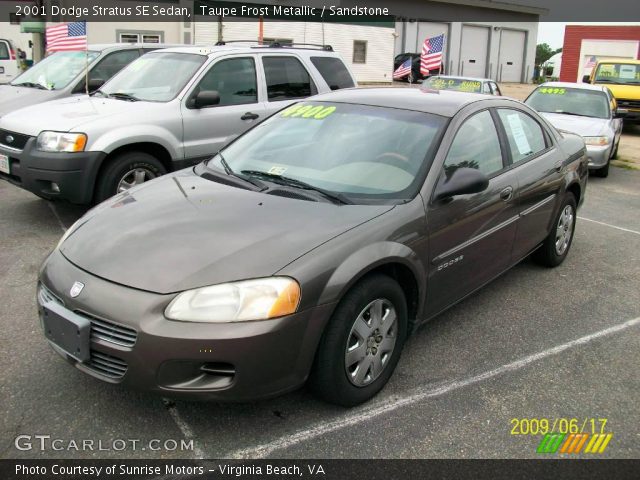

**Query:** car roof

left=537, top=81, right=608, bottom=93
left=88, top=43, right=183, bottom=52
left=155, top=44, right=340, bottom=57
left=429, top=75, right=494, bottom=83
left=310, top=87, right=506, bottom=117
left=597, top=59, right=640, bottom=65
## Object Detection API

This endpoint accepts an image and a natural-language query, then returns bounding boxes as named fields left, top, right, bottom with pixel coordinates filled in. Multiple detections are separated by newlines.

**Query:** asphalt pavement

left=1, top=165, right=638, bottom=460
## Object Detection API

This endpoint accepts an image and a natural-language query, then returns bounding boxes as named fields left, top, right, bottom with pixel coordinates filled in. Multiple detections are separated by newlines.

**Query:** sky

left=537, top=22, right=640, bottom=50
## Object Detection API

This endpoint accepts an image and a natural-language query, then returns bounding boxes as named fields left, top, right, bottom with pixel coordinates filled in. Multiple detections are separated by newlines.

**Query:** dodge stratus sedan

left=38, top=88, right=588, bottom=406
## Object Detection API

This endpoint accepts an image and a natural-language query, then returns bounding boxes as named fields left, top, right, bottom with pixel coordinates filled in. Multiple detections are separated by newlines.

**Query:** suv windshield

left=594, top=63, right=640, bottom=85
left=206, top=102, right=446, bottom=204
left=100, top=52, right=207, bottom=102
left=526, top=86, right=610, bottom=119
left=11, top=50, right=100, bottom=90
left=424, top=77, right=483, bottom=93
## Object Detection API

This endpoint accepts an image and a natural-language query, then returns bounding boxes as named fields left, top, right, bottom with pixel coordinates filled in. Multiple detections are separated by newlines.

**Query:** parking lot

left=2, top=94, right=639, bottom=461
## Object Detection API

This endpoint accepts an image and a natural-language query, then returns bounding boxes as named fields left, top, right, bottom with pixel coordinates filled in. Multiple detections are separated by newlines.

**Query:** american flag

left=46, top=22, right=87, bottom=53
left=393, top=58, right=412, bottom=80
left=584, top=55, right=597, bottom=69
left=420, top=34, right=445, bottom=76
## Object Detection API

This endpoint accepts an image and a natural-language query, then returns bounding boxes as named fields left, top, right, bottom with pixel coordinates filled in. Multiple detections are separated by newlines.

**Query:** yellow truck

left=584, top=59, right=640, bottom=123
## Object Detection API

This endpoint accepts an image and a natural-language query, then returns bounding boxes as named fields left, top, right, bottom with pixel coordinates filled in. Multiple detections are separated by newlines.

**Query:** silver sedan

left=525, top=82, right=625, bottom=178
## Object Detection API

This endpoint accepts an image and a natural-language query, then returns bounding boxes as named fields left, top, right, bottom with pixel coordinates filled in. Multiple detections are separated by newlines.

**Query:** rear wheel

left=309, top=274, right=408, bottom=406
left=95, top=151, right=166, bottom=203
left=533, top=193, right=577, bottom=267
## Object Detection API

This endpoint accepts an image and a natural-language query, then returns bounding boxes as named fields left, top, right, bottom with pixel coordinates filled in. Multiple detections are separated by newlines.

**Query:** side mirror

left=434, top=167, right=489, bottom=201
left=87, top=77, right=105, bottom=92
left=615, top=108, right=628, bottom=119
left=582, top=75, right=591, bottom=83
left=192, top=90, right=220, bottom=109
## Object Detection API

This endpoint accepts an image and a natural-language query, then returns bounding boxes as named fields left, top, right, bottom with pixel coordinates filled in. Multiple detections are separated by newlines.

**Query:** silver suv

left=0, top=43, right=178, bottom=117
left=0, top=43, right=356, bottom=204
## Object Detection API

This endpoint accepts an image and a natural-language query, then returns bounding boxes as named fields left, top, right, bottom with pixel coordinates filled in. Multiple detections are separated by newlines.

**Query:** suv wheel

left=309, top=274, right=408, bottom=406
left=95, top=152, right=166, bottom=203
left=533, top=192, right=577, bottom=267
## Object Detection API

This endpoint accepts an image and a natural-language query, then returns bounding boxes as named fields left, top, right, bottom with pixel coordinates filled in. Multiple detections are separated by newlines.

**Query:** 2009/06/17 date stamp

left=510, top=417, right=608, bottom=435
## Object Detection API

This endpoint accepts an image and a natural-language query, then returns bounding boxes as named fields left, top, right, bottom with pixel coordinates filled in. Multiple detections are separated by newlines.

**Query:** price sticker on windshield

left=280, top=104, right=336, bottom=120
left=538, top=87, right=566, bottom=95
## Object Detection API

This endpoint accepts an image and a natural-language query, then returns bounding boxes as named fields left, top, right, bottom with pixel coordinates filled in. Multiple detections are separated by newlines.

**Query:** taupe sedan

left=38, top=88, right=588, bottom=406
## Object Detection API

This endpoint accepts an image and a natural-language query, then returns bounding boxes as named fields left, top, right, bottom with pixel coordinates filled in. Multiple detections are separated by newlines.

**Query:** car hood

left=0, top=84, right=62, bottom=118
left=60, top=170, right=394, bottom=294
left=596, top=83, right=640, bottom=100
left=540, top=112, right=608, bottom=137
left=0, top=95, right=155, bottom=136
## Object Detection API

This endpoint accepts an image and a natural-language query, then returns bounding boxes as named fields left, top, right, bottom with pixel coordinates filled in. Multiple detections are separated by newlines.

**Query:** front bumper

left=38, top=249, right=333, bottom=401
left=0, top=137, right=105, bottom=204
left=585, top=144, right=612, bottom=169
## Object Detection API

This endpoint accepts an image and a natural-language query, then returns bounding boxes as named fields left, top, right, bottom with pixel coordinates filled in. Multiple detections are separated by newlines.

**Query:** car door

left=180, top=55, right=265, bottom=163
left=425, top=109, right=520, bottom=316
left=0, top=39, right=18, bottom=84
left=260, top=55, right=319, bottom=118
left=495, top=108, right=563, bottom=261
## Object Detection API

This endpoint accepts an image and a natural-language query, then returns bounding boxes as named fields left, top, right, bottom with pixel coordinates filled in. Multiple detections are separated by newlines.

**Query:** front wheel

left=95, top=151, right=166, bottom=203
left=309, top=274, right=408, bottom=406
left=533, top=193, right=577, bottom=267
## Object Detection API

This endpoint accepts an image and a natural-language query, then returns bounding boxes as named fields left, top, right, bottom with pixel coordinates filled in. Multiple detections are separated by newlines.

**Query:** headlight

left=583, top=136, right=610, bottom=146
left=37, top=131, right=87, bottom=152
left=165, top=277, right=301, bottom=323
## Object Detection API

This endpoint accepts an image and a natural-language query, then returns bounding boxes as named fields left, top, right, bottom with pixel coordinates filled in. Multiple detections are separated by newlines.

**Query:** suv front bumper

left=0, top=137, right=105, bottom=204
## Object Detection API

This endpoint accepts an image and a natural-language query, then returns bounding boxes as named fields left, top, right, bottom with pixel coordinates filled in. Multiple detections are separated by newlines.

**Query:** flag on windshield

left=393, top=58, right=413, bottom=80
left=46, top=22, right=87, bottom=53
left=420, top=34, right=445, bottom=75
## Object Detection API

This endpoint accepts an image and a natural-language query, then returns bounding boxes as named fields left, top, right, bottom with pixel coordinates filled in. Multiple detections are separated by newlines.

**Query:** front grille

left=618, top=99, right=640, bottom=110
left=0, top=128, right=30, bottom=150
left=39, top=284, right=137, bottom=348
left=78, top=311, right=138, bottom=347
left=87, top=350, right=128, bottom=378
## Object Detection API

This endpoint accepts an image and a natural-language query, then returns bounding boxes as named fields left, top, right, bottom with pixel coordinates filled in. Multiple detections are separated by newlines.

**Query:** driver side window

left=443, top=110, right=504, bottom=179
left=195, top=57, right=258, bottom=106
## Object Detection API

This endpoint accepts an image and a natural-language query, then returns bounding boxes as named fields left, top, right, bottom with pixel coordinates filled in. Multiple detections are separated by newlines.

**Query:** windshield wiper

left=12, top=81, right=49, bottom=90
left=203, top=154, right=266, bottom=191
left=550, top=110, right=599, bottom=118
left=107, top=92, right=140, bottom=102
left=91, top=90, right=108, bottom=97
left=241, top=170, right=352, bottom=205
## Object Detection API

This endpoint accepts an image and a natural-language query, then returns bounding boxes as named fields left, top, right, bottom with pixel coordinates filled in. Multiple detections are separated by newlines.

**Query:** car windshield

left=594, top=63, right=640, bottom=85
left=525, top=86, right=609, bottom=119
left=10, top=50, right=100, bottom=90
left=424, top=77, right=483, bottom=93
left=100, top=52, right=207, bottom=102
left=206, top=102, right=447, bottom=204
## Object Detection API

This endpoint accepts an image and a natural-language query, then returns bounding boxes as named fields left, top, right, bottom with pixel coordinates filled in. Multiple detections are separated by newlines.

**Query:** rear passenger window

left=310, top=57, right=355, bottom=90
left=262, top=56, right=317, bottom=101
left=444, top=110, right=504, bottom=178
left=196, top=57, right=258, bottom=106
left=497, top=109, right=547, bottom=163
left=0, top=42, right=9, bottom=60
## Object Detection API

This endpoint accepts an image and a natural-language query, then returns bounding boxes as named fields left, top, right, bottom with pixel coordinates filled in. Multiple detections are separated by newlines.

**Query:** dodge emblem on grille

left=5, top=135, right=14, bottom=144
left=70, top=281, right=85, bottom=298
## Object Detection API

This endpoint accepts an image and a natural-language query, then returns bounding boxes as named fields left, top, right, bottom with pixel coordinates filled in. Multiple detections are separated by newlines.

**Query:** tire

left=593, top=159, right=610, bottom=178
left=95, top=151, right=166, bottom=203
left=309, top=274, right=408, bottom=406
left=533, top=193, right=577, bottom=268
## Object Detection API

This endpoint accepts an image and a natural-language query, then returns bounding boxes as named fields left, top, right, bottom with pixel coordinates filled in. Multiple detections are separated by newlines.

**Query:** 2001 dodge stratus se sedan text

left=38, top=88, right=588, bottom=406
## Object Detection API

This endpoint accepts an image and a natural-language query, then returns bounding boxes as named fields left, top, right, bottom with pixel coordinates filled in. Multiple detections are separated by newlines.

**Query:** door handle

left=554, top=161, right=563, bottom=172
left=241, top=112, right=260, bottom=121
left=500, top=186, right=513, bottom=201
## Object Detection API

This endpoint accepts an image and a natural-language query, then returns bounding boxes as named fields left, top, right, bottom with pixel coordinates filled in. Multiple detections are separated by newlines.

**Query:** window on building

left=353, top=40, right=367, bottom=64
left=195, top=57, right=258, bottom=106
left=262, top=56, right=317, bottom=101
left=118, top=32, right=163, bottom=44
left=310, top=57, right=355, bottom=90
left=9, top=13, right=20, bottom=24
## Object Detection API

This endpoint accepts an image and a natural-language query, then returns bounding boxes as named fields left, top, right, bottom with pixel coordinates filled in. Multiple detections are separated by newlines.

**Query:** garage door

left=499, top=30, right=525, bottom=83
left=416, top=22, right=449, bottom=70
left=460, top=25, right=489, bottom=78
left=194, top=21, right=218, bottom=44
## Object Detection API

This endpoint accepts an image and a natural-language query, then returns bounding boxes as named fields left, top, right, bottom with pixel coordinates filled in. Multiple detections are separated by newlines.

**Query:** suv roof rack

left=214, top=40, right=333, bottom=51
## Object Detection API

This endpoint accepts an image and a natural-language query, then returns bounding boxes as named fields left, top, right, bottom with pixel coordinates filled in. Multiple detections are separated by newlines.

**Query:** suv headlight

left=37, top=131, right=87, bottom=152
left=583, top=136, right=610, bottom=146
left=165, top=277, right=301, bottom=323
